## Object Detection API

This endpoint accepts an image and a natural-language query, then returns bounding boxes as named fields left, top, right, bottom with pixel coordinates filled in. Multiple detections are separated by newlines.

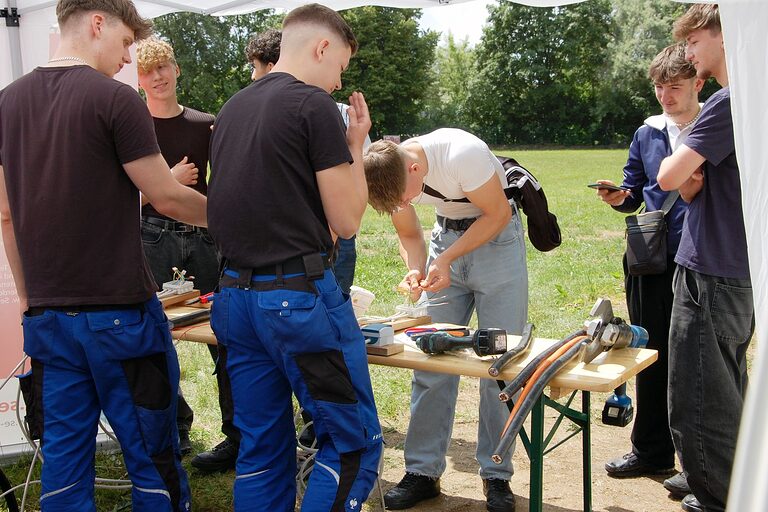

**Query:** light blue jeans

left=404, top=210, right=528, bottom=481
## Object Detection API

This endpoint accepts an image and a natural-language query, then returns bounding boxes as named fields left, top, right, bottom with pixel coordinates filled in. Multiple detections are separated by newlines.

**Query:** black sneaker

left=663, top=472, right=691, bottom=500
left=483, top=478, right=516, bottom=512
left=605, top=452, right=675, bottom=478
left=190, top=438, right=239, bottom=473
left=178, top=429, right=192, bottom=457
left=383, top=472, right=441, bottom=510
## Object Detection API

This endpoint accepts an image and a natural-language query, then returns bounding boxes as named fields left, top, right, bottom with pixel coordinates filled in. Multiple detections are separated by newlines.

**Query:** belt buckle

left=176, top=223, right=195, bottom=233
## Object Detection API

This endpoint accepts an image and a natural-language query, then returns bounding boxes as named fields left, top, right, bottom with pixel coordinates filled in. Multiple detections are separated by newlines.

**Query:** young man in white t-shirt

left=364, top=128, right=527, bottom=512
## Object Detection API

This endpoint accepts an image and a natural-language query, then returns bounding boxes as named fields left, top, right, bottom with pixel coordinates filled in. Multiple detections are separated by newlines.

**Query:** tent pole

left=2, top=0, right=23, bottom=80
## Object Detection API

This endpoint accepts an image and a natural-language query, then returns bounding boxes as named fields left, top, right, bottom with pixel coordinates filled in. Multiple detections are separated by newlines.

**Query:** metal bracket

left=1, top=7, right=21, bottom=27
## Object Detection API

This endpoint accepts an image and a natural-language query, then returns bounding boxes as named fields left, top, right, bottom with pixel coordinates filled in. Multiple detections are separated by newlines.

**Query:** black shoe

left=190, top=438, right=239, bottom=473
left=383, top=473, right=441, bottom=509
left=483, top=478, right=516, bottom=512
left=681, top=494, right=704, bottom=512
left=178, top=429, right=192, bottom=456
left=605, top=452, right=675, bottom=478
left=664, top=472, right=691, bottom=500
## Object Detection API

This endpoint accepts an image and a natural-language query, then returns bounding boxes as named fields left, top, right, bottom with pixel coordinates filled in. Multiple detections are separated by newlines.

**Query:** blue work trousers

left=404, top=211, right=528, bottom=481
left=21, top=296, right=191, bottom=511
left=211, top=270, right=383, bottom=511
left=668, top=266, right=754, bottom=512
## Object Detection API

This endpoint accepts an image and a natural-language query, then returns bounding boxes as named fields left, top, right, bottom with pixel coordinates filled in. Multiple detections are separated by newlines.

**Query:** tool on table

left=414, top=328, right=506, bottom=357
left=488, top=322, right=535, bottom=377
left=492, top=297, right=652, bottom=463
left=361, top=323, right=395, bottom=346
left=169, top=308, right=211, bottom=328
left=582, top=298, right=649, bottom=426
left=157, top=267, right=195, bottom=298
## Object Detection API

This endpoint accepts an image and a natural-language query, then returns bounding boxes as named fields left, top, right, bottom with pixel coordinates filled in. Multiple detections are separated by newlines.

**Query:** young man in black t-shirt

left=0, top=1, right=205, bottom=511
left=207, top=4, right=381, bottom=509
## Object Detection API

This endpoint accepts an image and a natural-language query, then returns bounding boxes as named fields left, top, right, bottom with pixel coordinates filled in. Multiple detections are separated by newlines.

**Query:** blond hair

left=648, top=43, right=696, bottom=84
left=56, top=0, right=153, bottom=41
left=673, top=4, right=721, bottom=41
left=137, top=37, right=176, bottom=74
left=363, top=140, right=408, bottom=214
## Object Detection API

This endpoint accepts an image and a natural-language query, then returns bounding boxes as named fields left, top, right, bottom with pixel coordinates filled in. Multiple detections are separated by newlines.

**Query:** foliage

left=337, top=7, right=439, bottom=139
left=467, top=0, right=613, bottom=145
left=153, top=11, right=283, bottom=115
left=421, top=33, right=478, bottom=131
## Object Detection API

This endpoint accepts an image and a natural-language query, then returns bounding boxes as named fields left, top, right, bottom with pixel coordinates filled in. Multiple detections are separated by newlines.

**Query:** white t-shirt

left=404, top=128, right=507, bottom=219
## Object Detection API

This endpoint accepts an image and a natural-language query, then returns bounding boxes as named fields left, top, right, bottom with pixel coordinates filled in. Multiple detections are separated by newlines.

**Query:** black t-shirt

left=142, top=106, right=215, bottom=220
left=0, top=66, right=159, bottom=306
left=208, top=72, right=351, bottom=268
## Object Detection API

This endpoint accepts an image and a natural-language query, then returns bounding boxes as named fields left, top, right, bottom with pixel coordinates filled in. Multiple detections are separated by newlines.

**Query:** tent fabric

left=1, top=1, right=767, bottom=509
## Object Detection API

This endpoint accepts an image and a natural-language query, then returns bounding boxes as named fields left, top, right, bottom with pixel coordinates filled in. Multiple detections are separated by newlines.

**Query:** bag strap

left=422, top=183, right=517, bottom=203
left=660, top=190, right=680, bottom=215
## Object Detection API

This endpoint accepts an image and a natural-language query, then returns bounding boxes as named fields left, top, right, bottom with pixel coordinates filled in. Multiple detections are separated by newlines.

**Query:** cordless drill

left=414, top=328, right=508, bottom=357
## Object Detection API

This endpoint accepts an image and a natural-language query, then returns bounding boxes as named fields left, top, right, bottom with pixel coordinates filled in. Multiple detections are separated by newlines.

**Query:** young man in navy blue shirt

left=658, top=5, right=754, bottom=512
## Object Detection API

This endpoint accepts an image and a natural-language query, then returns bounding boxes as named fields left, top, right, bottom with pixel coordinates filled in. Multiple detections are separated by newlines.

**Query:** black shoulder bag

left=624, top=190, right=679, bottom=275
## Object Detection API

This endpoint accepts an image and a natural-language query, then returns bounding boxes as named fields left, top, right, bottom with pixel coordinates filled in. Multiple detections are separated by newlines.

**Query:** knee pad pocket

left=122, top=353, right=174, bottom=456
left=17, top=361, right=45, bottom=441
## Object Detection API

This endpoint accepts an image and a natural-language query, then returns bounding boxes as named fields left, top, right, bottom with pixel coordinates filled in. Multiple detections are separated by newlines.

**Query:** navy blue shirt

left=613, top=117, right=687, bottom=255
left=675, top=87, right=749, bottom=279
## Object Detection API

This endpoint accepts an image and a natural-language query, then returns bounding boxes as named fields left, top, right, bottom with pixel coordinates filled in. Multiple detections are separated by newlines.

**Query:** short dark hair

left=648, top=43, right=696, bottom=83
left=245, top=28, right=282, bottom=65
left=56, top=0, right=153, bottom=40
left=283, top=3, right=358, bottom=56
left=673, top=3, right=721, bottom=41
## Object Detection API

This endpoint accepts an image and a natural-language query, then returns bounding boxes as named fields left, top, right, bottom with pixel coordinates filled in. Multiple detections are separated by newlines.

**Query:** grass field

left=0, top=148, right=634, bottom=511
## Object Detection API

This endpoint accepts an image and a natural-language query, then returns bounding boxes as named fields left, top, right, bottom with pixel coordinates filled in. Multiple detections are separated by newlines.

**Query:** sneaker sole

left=384, top=491, right=441, bottom=510
left=605, top=466, right=676, bottom=478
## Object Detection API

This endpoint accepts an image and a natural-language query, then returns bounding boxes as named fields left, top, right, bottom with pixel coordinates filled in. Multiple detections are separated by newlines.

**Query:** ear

left=175, top=64, right=181, bottom=78
left=266, top=62, right=275, bottom=72
left=315, top=39, right=330, bottom=61
left=90, top=13, right=106, bottom=38
left=694, top=78, right=705, bottom=92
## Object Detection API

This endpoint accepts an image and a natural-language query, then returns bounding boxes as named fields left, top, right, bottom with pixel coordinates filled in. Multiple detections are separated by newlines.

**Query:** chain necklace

left=48, top=56, right=89, bottom=66
left=673, top=107, right=702, bottom=129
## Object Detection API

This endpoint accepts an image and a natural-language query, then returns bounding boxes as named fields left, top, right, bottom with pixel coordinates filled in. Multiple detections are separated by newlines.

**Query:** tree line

left=154, top=0, right=717, bottom=146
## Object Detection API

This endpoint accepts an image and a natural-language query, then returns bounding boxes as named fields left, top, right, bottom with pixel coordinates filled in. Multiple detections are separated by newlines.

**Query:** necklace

left=673, top=107, right=702, bottom=129
left=48, top=56, right=89, bottom=66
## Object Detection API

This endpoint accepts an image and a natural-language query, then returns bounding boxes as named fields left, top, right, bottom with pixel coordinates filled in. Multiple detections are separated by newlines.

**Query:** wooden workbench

left=167, top=306, right=657, bottom=512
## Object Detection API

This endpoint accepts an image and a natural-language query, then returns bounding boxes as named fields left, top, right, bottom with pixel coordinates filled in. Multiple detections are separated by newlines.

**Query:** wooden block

left=160, top=290, right=200, bottom=308
left=366, top=343, right=405, bottom=356
left=388, top=316, right=432, bottom=332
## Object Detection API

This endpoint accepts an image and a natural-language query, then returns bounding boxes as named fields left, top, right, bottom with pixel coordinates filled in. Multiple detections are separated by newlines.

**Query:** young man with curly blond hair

left=658, top=5, right=754, bottom=512
left=0, top=1, right=203, bottom=510
left=364, top=128, right=526, bottom=512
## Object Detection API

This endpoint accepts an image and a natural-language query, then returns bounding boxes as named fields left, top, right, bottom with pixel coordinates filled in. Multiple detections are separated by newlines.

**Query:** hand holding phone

left=587, top=183, right=630, bottom=192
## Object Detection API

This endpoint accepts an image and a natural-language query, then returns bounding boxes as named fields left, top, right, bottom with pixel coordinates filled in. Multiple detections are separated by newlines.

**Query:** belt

left=227, top=253, right=331, bottom=278
left=437, top=215, right=478, bottom=232
left=142, top=216, right=205, bottom=233
left=222, top=253, right=331, bottom=291
left=26, top=303, right=145, bottom=317
left=437, top=207, right=515, bottom=232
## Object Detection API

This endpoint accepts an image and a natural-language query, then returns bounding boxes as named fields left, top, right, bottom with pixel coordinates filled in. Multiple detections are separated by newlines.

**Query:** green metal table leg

left=582, top=391, right=592, bottom=512
left=529, top=394, right=545, bottom=512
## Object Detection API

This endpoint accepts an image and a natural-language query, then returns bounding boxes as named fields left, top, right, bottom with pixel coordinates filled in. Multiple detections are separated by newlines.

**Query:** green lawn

left=0, top=148, right=632, bottom=511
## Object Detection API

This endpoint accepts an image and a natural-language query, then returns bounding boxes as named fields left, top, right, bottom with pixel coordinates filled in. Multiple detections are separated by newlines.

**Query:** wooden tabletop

left=167, top=306, right=657, bottom=394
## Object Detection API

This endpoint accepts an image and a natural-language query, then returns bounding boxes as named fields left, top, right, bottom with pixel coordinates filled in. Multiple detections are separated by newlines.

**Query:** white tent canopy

left=1, top=1, right=767, bottom=509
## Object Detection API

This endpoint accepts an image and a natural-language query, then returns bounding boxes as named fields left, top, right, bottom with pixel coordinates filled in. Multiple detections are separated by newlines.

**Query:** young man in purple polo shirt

left=658, top=4, right=755, bottom=512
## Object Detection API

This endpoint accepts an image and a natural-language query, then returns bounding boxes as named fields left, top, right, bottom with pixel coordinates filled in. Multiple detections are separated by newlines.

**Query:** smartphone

left=587, top=183, right=630, bottom=192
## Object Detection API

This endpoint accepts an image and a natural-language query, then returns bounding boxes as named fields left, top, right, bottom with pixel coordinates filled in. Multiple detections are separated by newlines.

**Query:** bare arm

left=0, top=165, right=27, bottom=314
left=678, top=167, right=705, bottom=203
left=391, top=205, right=427, bottom=301
left=140, top=156, right=199, bottom=206
left=317, top=92, right=372, bottom=238
left=124, top=153, right=207, bottom=227
left=421, top=176, right=511, bottom=293
left=658, top=144, right=706, bottom=191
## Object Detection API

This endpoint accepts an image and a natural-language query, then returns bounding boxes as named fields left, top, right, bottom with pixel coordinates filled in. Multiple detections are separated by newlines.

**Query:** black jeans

left=624, top=254, right=676, bottom=468
left=668, top=266, right=754, bottom=512
left=142, top=221, right=238, bottom=441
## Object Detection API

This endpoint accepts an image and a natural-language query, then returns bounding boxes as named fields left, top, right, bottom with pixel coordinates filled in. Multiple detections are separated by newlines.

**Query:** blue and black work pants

left=211, top=268, right=382, bottom=511
left=20, top=296, right=191, bottom=511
